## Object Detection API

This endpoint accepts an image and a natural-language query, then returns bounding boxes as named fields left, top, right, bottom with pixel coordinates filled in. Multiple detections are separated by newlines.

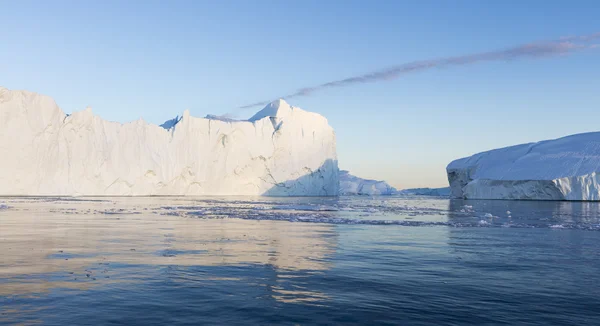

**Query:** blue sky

left=1, top=0, right=599, bottom=188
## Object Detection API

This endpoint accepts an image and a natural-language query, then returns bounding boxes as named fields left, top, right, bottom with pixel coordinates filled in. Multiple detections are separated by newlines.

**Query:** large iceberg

left=339, top=170, right=397, bottom=195
left=447, top=132, right=600, bottom=201
left=0, top=87, right=338, bottom=196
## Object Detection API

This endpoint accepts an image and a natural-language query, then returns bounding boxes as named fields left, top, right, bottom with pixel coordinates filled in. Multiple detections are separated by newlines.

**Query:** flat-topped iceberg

left=339, top=170, right=397, bottom=195
left=397, top=187, right=450, bottom=197
left=0, top=87, right=338, bottom=196
left=447, top=132, right=600, bottom=201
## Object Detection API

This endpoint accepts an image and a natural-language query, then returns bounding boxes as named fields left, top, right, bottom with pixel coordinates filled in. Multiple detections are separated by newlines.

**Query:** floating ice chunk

left=550, top=224, right=566, bottom=229
left=461, top=205, right=474, bottom=213
left=271, top=204, right=339, bottom=212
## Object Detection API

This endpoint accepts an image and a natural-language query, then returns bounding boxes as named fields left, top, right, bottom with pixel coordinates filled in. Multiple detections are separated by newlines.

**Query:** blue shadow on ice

left=262, top=159, right=339, bottom=197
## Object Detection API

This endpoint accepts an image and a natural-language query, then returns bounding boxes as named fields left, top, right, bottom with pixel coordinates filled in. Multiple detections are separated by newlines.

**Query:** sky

left=1, top=0, right=599, bottom=189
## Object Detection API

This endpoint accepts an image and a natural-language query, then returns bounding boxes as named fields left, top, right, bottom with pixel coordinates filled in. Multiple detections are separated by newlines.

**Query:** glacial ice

left=397, top=187, right=451, bottom=197
left=204, top=114, right=239, bottom=123
left=447, top=132, right=600, bottom=201
left=0, top=87, right=338, bottom=196
left=339, top=170, right=397, bottom=195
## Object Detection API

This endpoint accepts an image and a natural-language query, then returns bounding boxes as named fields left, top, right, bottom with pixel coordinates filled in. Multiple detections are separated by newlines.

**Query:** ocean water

left=2, top=195, right=600, bottom=325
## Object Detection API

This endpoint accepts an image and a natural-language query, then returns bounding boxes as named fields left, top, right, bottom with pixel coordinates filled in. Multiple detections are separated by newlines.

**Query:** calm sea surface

left=2, top=196, right=600, bottom=325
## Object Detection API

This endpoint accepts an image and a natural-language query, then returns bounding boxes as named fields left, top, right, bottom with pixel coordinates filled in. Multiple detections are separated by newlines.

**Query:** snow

left=339, top=170, right=397, bottom=195
left=248, top=99, right=292, bottom=122
left=447, top=132, right=600, bottom=200
left=0, top=87, right=338, bottom=196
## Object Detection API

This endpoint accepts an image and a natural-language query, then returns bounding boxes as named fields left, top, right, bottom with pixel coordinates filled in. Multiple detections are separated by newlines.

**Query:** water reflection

left=0, top=197, right=338, bottom=302
left=447, top=199, right=600, bottom=227
left=3, top=197, right=600, bottom=325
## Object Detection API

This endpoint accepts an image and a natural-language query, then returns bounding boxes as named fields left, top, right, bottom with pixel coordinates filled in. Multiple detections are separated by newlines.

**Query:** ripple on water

left=2, top=196, right=600, bottom=325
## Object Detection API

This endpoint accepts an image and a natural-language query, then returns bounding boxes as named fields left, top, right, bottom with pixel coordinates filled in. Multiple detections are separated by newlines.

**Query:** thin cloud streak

left=239, top=33, right=600, bottom=109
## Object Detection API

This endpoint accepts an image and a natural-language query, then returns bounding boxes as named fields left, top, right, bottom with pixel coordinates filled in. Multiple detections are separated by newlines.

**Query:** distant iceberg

left=397, top=187, right=450, bottom=197
left=0, top=88, right=338, bottom=196
left=447, top=132, right=600, bottom=201
left=339, top=170, right=397, bottom=195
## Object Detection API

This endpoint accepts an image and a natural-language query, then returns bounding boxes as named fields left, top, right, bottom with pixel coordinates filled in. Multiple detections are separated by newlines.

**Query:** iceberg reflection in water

left=2, top=196, right=600, bottom=325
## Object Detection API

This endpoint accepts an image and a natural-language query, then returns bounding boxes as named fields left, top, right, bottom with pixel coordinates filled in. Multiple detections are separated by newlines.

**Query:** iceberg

left=397, top=187, right=450, bottom=197
left=447, top=132, right=600, bottom=201
left=0, top=87, right=338, bottom=196
left=339, top=170, right=397, bottom=195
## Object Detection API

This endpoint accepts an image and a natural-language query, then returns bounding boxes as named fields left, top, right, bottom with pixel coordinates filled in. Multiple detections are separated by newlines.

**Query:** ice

left=447, top=132, right=600, bottom=201
left=397, top=187, right=450, bottom=196
left=204, top=114, right=239, bottom=122
left=3, top=196, right=600, bottom=230
left=271, top=204, right=340, bottom=212
left=0, top=88, right=338, bottom=196
left=339, top=170, right=397, bottom=195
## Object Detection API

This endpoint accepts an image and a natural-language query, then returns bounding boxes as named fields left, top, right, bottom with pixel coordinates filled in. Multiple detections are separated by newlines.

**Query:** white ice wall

left=0, top=87, right=338, bottom=196
left=447, top=132, right=600, bottom=201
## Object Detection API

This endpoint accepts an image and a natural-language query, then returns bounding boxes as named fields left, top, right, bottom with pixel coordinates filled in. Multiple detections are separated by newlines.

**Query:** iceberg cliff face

left=447, top=132, right=600, bottom=201
left=339, top=170, right=397, bottom=195
left=0, top=87, right=338, bottom=196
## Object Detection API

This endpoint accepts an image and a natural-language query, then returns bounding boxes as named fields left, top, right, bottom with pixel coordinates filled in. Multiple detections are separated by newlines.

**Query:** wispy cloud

left=239, top=33, right=600, bottom=109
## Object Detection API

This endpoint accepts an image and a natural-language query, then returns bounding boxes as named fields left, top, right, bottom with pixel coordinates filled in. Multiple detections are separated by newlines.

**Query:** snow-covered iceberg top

left=0, top=87, right=338, bottom=196
left=447, top=132, right=600, bottom=201
left=339, top=170, right=397, bottom=195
